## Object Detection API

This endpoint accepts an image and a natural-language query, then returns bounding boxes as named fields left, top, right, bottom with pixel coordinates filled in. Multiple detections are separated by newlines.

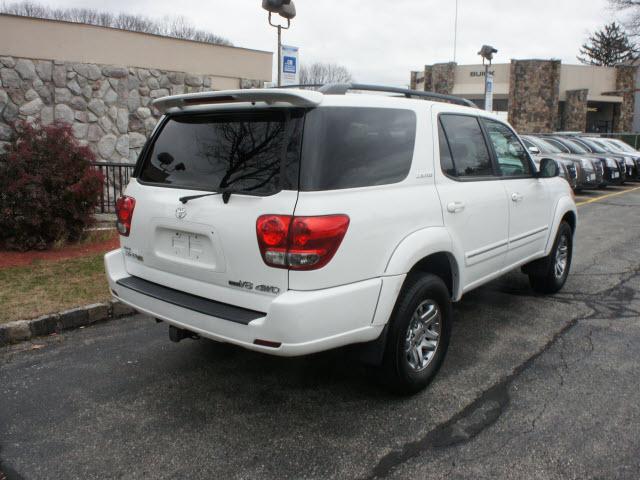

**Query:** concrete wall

left=0, top=14, right=271, bottom=83
left=0, top=14, right=272, bottom=160
left=452, top=64, right=510, bottom=98
left=559, top=65, right=620, bottom=102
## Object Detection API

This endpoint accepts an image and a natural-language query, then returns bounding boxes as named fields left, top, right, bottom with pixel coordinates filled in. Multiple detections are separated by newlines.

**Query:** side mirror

left=528, top=145, right=540, bottom=155
left=539, top=157, right=559, bottom=178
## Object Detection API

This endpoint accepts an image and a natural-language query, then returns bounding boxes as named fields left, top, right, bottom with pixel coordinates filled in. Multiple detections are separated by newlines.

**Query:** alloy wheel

left=554, top=235, right=569, bottom=279
left=404, top=300, right=441, bottom=372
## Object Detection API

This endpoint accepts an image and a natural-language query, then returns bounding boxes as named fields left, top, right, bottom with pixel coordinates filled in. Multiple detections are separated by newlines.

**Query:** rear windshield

left=137, top=106, right=416, bottom=194
left=138, top=110, right=304, bottom=194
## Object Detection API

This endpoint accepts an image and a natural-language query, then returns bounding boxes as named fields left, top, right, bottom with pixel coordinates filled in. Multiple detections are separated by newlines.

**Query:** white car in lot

left=105, top=85, right=577, bottom=393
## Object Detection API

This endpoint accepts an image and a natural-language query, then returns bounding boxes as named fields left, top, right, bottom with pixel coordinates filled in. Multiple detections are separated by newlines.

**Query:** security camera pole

left=262, top=0, right=297, bottom=86
left=478, top=45, right=497, bottom=111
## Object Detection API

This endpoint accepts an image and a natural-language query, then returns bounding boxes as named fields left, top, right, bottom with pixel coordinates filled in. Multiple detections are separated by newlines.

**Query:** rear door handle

left=511, top=193, right=524, bottom=202
left=447, top=201, right=465, bottom=213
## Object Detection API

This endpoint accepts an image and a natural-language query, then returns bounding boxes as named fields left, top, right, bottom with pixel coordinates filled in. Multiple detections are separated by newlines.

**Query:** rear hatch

left=120, top=108, right=305, bottom=312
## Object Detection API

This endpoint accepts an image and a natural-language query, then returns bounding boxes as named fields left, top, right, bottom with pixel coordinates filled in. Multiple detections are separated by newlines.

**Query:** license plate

left=587, top=174, right=595, bottom=181
left=612, top=172, right=619, bottom=179
left=171, top=231, right=205, bottom=260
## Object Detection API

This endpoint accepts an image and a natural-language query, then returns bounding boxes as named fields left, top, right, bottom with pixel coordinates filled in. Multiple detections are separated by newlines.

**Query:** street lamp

left=478, top=45, right=497, bottom=112
left=262, top=0, right=297, bottom=86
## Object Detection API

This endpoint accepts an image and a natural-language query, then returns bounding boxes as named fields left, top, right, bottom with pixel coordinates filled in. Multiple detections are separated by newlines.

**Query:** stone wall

left=612, top=65, right=636, bottom=132
left=0, top=55, right=250, bottom=160
left=431, top=62, right=456, bottom=95
left=422, top=66, right=433, bottom=91
left=412, top=62, right=457, bottom=95
left=562, top=89, right=588, bottom=132
left=507, top=60, right=561, bottom=133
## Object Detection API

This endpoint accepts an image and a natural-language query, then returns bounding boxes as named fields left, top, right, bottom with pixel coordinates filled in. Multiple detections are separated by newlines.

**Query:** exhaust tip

left=169, top=325, right=199, bottom=342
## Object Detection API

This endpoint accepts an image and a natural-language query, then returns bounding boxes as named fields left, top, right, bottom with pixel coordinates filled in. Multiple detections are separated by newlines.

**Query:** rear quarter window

left=300, top=107, right=416, bottom=191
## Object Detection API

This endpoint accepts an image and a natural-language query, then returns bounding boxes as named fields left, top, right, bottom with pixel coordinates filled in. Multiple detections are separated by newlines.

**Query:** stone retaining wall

left=0, top=55, right=257, bottom=160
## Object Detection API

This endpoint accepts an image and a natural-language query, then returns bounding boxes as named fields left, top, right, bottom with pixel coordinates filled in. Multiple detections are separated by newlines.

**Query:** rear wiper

left=179, top=190, right=233, bottom=204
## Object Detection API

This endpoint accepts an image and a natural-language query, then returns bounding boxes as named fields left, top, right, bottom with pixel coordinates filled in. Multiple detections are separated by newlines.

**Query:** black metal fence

left=91, top=162, right=135, bottom=214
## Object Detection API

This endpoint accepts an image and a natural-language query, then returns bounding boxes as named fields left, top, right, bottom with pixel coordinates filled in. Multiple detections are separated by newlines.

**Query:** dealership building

left=409, top=60, right=639, bottom=133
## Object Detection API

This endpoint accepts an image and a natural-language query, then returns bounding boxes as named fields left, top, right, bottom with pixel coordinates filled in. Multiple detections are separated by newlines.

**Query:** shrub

left=0, top=121, right=104, bottom=250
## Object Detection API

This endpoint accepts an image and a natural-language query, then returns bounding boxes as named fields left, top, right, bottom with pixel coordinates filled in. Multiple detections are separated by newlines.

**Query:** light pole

left=478, top=45, right=497, bottom=111
left=453, top=0, right=459, bottom=63
left=262, top=0, right=297, bottom=86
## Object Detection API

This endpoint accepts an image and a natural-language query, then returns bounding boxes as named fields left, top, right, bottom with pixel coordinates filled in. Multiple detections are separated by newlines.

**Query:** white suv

left=105, top=85, right=577, bottom=393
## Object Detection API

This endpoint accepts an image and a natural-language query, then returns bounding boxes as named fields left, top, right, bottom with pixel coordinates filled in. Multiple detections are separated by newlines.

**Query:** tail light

left=115, top=195, right=136, bottom=236
left=256, top=214, right=349, bottom=270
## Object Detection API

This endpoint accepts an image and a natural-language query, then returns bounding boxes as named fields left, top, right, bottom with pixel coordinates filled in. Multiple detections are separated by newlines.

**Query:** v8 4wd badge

left=228, top=280, right=280, bottom=295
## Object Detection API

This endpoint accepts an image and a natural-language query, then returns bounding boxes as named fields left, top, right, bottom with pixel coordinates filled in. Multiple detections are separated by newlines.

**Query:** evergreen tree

left=577, top=22, right=637, bottom=66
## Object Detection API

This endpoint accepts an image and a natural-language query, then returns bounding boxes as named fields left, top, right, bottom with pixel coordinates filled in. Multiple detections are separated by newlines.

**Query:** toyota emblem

left=175, top=206, right=187, bottom=219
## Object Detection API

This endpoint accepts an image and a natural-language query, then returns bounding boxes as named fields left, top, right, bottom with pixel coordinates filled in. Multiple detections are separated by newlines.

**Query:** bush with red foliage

left=0, top=121, right=104, bottom=250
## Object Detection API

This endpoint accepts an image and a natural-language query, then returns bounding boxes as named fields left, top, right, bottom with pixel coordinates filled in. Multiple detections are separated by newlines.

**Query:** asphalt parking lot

left=1, top=185, right=639, bottom=480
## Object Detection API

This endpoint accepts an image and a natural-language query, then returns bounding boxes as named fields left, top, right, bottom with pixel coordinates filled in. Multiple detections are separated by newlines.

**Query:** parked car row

left=522, top=134, right=640, bottom=192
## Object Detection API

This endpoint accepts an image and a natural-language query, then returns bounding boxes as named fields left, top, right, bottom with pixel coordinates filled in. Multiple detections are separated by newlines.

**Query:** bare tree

left=299, top=62, right=354, bottom=86
left=610, top=0, right=640, bottom=37
left=0, top=1, right=232, bottom=46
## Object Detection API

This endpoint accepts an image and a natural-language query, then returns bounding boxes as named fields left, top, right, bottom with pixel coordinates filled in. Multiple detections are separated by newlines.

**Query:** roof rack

left=273, top=82, right=477, bottom=108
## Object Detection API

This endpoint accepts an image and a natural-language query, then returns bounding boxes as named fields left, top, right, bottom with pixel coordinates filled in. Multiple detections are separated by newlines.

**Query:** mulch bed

left=0, top=230, right=120, bottom=269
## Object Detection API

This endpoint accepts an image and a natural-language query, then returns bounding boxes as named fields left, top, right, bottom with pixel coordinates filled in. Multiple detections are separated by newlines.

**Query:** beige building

left=0, top=14, right=273, bottom=162
left=410, top=60, right=637, bottom=133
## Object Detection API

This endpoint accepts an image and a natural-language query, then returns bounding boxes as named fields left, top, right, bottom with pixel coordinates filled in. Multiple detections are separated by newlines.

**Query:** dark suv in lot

left=542, top=136, right=618, bottom=187
left=521, top=136, right=578, bottom=189
left=581, top=137, right=640, bottom=180
left=522, top=135, right=598, bottom=190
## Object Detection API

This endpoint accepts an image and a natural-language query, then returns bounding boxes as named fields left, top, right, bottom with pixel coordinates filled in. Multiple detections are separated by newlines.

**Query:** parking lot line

left=576, top=185, right=640, bottom=207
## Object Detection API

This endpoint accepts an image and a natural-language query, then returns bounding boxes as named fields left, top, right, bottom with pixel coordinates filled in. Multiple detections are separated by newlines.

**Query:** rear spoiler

left=152, top=88, right=323, bottom=113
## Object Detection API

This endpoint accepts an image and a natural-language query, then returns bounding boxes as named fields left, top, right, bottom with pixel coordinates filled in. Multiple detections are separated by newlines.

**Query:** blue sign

left=283, top=56, right=297, bottom=74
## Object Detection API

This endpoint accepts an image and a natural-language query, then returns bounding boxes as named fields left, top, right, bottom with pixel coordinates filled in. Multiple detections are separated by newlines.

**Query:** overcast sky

left=34, top=0, right=617, bottom=86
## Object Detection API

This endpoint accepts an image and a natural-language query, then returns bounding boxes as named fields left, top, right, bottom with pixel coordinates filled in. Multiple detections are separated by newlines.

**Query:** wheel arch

left=544, top=196, right=578, bottom=256
left=562, top=210, right=577, bottom=234
left=384, top=227, right=462, bottom=300
left=406, top=252, right=459, bottom=301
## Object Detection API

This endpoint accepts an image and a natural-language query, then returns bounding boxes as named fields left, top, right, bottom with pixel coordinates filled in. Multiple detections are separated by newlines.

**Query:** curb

left=0, top=300, right=136, bottom=347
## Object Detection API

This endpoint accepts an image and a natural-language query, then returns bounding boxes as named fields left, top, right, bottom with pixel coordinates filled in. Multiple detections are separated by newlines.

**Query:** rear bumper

left=105, top=249, right=398, bottom=356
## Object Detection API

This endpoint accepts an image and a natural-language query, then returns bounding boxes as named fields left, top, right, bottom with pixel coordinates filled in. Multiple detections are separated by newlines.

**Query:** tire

left=528, top=221, right=573, bottom=294
left=380, top=273, right=452, bottom=395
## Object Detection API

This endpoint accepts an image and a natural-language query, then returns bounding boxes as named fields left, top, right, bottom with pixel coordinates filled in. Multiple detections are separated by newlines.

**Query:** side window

left=545, top=138, right=570, bottom=153
left=437, top=121, right=455, bottom=176
left=483, top=120, right=532, bottom=177
left=522, top=138, right=536, bottom=151
left=439, top=115, right=494, bottom=177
